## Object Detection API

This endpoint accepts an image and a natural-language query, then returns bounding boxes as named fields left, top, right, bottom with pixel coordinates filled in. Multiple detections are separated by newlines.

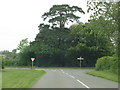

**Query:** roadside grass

left=2, top=69, right=46, bottom=88
left=6, top=66, right=32, bottom=68
left=86, top=70, right=119, bottom=83
left=0, top=71, right=2, bottom=89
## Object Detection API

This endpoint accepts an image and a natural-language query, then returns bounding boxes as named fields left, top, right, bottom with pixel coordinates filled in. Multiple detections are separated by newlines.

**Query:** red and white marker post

left=30, top=57, right=35, bottom=69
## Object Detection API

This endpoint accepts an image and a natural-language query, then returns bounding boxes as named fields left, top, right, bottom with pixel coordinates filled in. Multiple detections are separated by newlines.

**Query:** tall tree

left=17, top=38, right=29, bottom=53
left=42, top=4, right=85, bottom=29
left=68, top=22, right=113, bottom=67
left=12, top=49, right=17, bottom=53
left=87, top=1, right=118, bottom=46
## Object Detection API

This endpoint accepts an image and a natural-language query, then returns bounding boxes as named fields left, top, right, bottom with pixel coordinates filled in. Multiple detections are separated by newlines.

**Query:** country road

left=32, top=69, right=118, bottom=88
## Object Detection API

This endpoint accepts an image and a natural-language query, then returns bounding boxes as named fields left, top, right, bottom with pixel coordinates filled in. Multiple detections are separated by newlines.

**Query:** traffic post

left=30, top=57, right=35, bottom=69
left=77, top=57, right=84, bottom=68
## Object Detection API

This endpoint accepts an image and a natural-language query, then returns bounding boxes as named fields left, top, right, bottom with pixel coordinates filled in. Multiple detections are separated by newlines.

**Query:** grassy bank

left=86, top=70, right=119, bottom=82
left=2, top=69, right=46, bottom=88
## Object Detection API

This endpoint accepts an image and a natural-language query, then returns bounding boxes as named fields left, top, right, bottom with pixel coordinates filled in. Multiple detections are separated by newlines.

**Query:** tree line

left=1, top=1, right=119, bottom=68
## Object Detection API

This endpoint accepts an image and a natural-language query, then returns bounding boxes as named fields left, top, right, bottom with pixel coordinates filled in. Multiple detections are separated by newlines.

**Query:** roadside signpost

left=30, top=57, right=35, bottom=69
left=77, top=57, right=84, bottom=68
left=1, top=55, right=6, bottom=69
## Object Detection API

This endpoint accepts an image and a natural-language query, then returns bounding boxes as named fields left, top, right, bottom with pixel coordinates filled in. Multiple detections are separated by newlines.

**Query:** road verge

left=86, top=70, right=119, bottom=83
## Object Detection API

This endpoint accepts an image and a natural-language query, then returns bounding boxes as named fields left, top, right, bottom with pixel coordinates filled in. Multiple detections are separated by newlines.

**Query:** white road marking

left=61, top=70, right=64, bottom=72
left=69, top=75, right=75, bottom=79
left=66, top=73, right=69, bottom=75
left=61, top=70, right=65, bottom=73
left=51, top=70, right=57, bottom=72
left=61, top=70, right=63, bottom=71
left=61, top=70, right=75, bottom=79
left=60, top=69, right=90, bottom=88
left=77, top=79, right=90, bottom=88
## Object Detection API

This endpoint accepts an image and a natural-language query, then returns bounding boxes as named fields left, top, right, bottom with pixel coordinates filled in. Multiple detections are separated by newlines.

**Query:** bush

left=95, top=56, right=118, bottom=74
left=4, top=59, right=19, bottom=66
left=95, top=56, right=113, bottom=71
left=110, top=58, right=118, bottom=74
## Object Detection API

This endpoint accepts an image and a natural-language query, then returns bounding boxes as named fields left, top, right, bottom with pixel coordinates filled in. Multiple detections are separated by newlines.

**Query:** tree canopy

left=17, top=38, right=29, bottom=53
left=11, top=3, right=118, bottom=67
left=42, top=4, right=85, bottom=29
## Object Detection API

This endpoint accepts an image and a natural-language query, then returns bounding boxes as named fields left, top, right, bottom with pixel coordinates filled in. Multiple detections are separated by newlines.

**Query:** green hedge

left=95, top=56, right=118, bottom=74
left=3, top=59, right=19, bottom=66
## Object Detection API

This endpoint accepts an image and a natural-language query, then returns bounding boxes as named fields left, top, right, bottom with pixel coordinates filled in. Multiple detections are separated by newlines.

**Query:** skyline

left=0, top=0, right=90, bottom=51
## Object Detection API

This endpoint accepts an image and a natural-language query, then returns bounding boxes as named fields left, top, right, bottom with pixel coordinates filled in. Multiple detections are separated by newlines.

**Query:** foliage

left=17, top=38, right=29, bottom=53
left=87, top=1, right=118, bottom=49
left=12, top=49, right=17, bottom=53
left=117, top=1, right=120, bottom=77
left=95, top=56, right=118, bottom=74
left=17, top=3, right=117, bottom=67
left=0, top=50, right=19, bottom=67
left=0, top=50, right=9, bottom=55
left=87, top=1, right=118, bottom=21
left=18, top=46, right=35, bottom=66
left=42, top=4, right=85, bottom=29
left=67, top=22, right=113, bottom=67
left=19, top=21, right=114, bottom=67
left=95, top=56, right=113, bottom=70
left=32, top=43, right=66, bottom=67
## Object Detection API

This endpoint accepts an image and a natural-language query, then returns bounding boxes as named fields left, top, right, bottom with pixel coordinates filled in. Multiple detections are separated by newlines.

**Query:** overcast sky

left=0, top=0, right=90, bottom=52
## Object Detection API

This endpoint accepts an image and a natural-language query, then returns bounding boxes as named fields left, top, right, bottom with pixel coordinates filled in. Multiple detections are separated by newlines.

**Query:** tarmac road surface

left=32, top=69, right=118, bottom=88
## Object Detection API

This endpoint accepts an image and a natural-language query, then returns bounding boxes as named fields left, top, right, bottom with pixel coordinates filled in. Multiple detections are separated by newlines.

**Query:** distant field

left=86, top=70, right=119, bottom=82
left=2, top=69, right=46, bottom=88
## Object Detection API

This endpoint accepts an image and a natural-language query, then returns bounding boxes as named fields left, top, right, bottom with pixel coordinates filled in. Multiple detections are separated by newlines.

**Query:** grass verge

left=86, top=70, right=119, bottom=83
left=0, top=71, right=2, bottom=89
left=2, top=69, right=46, bottom=88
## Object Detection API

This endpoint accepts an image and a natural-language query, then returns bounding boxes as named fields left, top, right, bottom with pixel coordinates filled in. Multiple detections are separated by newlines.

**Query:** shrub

left=110, top=57, right=118, bottom=74
left=95, top=56, right=112, bottom=71
left=4, top=59, right=19, bottom=66
left=95, top=56, right=118, bottom=74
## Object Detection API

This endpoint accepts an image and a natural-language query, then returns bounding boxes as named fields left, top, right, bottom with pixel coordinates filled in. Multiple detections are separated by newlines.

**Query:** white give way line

left=61, top=69, right=90, bottom=89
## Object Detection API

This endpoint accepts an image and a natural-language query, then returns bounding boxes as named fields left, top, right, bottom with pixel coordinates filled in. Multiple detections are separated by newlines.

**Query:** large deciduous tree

left=42, top=4, right=85, bottom=29
left=17, top=38, right=29, bottom=53
left=67, top=22, right=113, bottom=67
left=87, top=1, right=118, bottom=46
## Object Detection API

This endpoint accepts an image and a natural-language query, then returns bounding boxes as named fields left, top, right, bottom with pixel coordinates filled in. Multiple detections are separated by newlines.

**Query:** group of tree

left=0, top=49, right=19, bottom=66
left=2, top=1, right=118, bottom=70
left=17, top=1, right=118, bottom=68
left=87, top=1, right=119, bottom=74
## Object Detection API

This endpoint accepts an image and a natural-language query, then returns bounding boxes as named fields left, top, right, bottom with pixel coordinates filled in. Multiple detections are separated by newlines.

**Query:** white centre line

left=61, top=70, right=90, bottom=88
left=77, top=79, right=90, bottom=88
left=66, top=73, right=69, bottom=75
left=69, top=75, right=75, bottom=79
left=51, top=70, right=56, bottom=72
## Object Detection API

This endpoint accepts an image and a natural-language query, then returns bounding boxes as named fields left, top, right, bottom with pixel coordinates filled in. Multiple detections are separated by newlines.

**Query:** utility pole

left=77, top=57, right=84, bottom=68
